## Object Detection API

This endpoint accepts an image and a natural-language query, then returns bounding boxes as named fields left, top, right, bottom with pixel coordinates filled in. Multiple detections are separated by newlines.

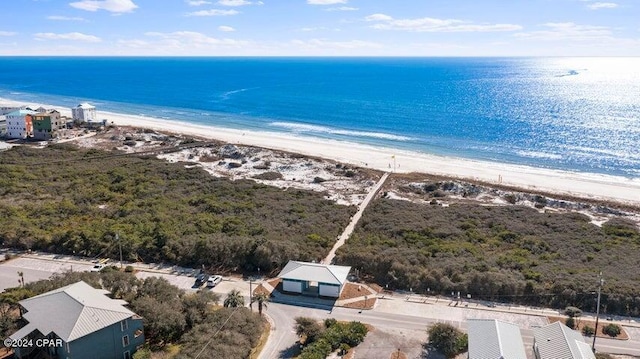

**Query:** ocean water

left=1, top=57, right=639, bottom=178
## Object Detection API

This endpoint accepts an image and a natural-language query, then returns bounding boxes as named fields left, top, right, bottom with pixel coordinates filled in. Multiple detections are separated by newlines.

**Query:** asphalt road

left=259, top=302, right=640, bottom=359
left=2, top=253, right=639, bottom=358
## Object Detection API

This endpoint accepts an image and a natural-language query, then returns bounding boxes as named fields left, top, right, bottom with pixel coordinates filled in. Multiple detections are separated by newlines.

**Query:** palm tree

left=223, top=289, right=245, bottom=308
left=252, top=292, right=269, bottom=315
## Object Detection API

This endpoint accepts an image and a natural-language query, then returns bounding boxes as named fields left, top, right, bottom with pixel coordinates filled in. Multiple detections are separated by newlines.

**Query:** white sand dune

left=3, top=97, right=640, bottom=206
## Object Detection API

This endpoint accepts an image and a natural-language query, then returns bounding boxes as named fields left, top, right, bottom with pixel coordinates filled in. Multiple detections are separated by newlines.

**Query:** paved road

left=3, top=253, right=639, bottom=357
left=323, top=172, right=389, bottom=264
left=259, top=299, right=640, bottom=359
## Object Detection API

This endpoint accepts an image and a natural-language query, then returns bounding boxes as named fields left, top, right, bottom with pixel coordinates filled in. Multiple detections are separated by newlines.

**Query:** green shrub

left=602, top=324, right=621, bottom=337
left=565, top=317, right=576, bottom=329
left=582, top=325, right=595, bottom=336
left=427, top=323, right=468, bottom=358
left=565, top=306, right=582, bottom=318
left=124, top=265, right=134, bottom=273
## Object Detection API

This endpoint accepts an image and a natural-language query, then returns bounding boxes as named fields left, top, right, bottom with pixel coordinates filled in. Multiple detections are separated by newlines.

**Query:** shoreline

left=2, top=97, right=640, bottom=206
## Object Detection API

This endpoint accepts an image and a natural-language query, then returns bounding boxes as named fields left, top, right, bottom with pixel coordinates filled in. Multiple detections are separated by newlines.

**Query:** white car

left=90, top=263, right=106, bottom=272
left=206, top=275, right=222, bottom=288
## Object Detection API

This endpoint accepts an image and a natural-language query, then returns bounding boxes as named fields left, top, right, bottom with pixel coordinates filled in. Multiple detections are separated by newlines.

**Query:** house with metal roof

left=9, top=281, right=144, bottom=359
left=277, top=260, right=351, bottom=298
left=533, top=321, right=595, bottom=359
left=467, top=319, right=527, bottom=359
left=71, top=102, right=97, bottom=123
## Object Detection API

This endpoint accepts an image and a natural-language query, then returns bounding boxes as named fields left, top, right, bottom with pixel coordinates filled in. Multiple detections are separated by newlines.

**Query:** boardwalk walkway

left=323, top=172, right=390, bottom=264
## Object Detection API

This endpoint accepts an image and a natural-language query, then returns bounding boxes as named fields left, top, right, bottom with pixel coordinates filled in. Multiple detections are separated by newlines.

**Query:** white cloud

left=69, top=0, right=138, bottom=13
left=365, top=14, right=392, bottom=21
left=34, top=32, right=102, bottom=42
left=307, top=0, right=347, bottom=5
left=217, top=0, right=250, bottom=5
left=116, top=39, right=149, bottom=47
left=514, top=22, right=612, bottom=41
left=326, top=6, right=358, bottom=11
left=587, top=2, right=618, bottom=10
left=186, top=0, right=212, bottom=5
left=365, top=13, right=522, bottom=32
left=186, top=9, right=239, bottom=16
left=47, top=15, right=87, bottom=21
left=0, top=31, right=17, bottom=36
left=218, top=25, right=236, bottom=32
left=144, top=31, right=247, bottom=47
left=291, top=38, right=381, bottom=49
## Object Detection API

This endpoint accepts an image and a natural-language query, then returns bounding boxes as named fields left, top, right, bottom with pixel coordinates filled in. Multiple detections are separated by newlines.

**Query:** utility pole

left=117, top=233, right=123, bottom=269
left=592, top=271, right=604, bottom=353
left=249, top=278, right=253, bottom=311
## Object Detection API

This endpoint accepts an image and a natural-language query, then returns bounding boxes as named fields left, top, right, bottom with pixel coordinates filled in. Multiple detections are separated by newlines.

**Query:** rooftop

left=277, top=260, right=351, bottom=285
left=9, top=281, right=135, bottom=343
left=533, top=321, right=595, bottom=359
left=468, top=319, right=527, bottom=359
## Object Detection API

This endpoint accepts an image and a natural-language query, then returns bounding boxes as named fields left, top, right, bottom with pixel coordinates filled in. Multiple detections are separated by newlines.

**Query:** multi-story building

left=9, top=281, right=145, bottom=359
left=0, top=106, right=21, bottom=115
left=30, top=110, right=65, bottom=140
left=71, top=103, right=97, bottom=123
left=0, top=115, right=6, bottom=137
left=5, top=109, right=36, bottom=139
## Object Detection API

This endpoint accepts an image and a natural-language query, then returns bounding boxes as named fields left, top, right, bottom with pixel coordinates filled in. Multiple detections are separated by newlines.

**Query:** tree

left=224, top=289, right=245, bottom=308
left=17, top=271, right=24, bottom=287
left=131, top=296, right=186, bottom=345
left=295, top=317, right=323, bottom=344
left=252, top=292, right=269, bottom=315
left=132, top=347, right=152, bottom=359
left=182, top=290, right=220, bottom=329
left=602, top=323, right=621, bottom=338
left=565, top=317, right=576, bottom=329
left=565, top=306, right=583, bottom=318
left=427, top=323, right=468, bottom=359
left=582, top=325, right=595, bottom=336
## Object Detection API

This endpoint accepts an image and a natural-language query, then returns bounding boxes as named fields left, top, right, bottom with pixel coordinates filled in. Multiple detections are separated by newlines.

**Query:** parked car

left=206, top=275, right=223, bottom=288
left=90, top=263, right=105, bottom=272
left=194, top=272, right=207, bottom=287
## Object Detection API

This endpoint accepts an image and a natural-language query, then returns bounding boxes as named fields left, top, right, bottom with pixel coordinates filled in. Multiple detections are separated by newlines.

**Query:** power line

left=194, top=306, right=243, bottom=359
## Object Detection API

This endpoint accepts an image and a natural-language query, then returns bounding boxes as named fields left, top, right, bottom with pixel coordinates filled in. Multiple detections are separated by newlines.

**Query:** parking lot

left=0, top=253, right=251, bottom=300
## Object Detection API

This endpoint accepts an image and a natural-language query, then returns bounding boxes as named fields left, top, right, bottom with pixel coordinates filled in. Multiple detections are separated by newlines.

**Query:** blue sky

left=1, top=0, right=638, bottom=56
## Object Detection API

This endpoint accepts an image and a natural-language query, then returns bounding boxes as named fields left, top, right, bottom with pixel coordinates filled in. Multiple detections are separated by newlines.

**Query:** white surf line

left=323, top=172, right=390, bottom=265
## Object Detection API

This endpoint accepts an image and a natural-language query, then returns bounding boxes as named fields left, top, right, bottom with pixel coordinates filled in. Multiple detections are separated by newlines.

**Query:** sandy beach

left=2, top=97, right=640, bottom=206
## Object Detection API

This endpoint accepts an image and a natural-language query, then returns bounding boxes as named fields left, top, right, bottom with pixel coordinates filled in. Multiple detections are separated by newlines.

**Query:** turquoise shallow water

left=0, top=57, right=639, bottom=178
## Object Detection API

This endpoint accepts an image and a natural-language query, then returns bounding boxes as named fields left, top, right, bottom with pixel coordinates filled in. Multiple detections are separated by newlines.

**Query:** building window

left=66, top=342, right=70, bottom=353
left=123, top=351, right=131, bottom=359
left=122, top=335, right=130, bottom=347
left=121, top=319, right=128, bottom=331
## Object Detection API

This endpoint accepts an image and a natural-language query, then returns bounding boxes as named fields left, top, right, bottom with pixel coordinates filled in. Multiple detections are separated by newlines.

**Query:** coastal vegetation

left=426, top=323, right=468, bottom=359
left=336, top=198, right=640, bottom=316
left=295, top=317, right=368, bottom=359
left=0, top=144, right=354, bottom=274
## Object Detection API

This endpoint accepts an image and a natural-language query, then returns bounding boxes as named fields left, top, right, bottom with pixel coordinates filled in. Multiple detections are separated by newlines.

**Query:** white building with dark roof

left=9, top=281, right=144, bottom=359
left=467, top=319, right=527, bottom=359
left=71, top=102, right=97, bottom=122
left=277, top=260, right=351, bottom=298
left=533, top=321, right=595, bottom=359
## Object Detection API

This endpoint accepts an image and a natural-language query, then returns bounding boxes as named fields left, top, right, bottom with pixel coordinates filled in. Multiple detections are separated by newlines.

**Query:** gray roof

left=533, top=321, right=595, bottom=359
left=10, top=281, right=135, bottom=342
left=468, top=319, right=527, bottom=359
left=278, top=261, right=351, bottom=285
left=76, top=103, right=95, bottom=109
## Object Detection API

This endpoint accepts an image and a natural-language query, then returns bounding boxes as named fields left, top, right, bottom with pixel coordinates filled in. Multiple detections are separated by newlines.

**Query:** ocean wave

left=270, top=122, right=413, bottom=141
left=221, top=88, right=251, bottom=100
left=517, top=150, right=563, bottom=160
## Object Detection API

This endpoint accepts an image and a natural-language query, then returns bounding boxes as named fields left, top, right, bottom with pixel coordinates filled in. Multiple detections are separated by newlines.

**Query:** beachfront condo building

left=72, top=102, right=97, bottom=123
left=0, top=106, right=21, bottom=116
left=30, top=110, right=65, bottom=140
left=0, top=115, right=6, bottom=137
left=5, top=109, right=36, bottom=139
